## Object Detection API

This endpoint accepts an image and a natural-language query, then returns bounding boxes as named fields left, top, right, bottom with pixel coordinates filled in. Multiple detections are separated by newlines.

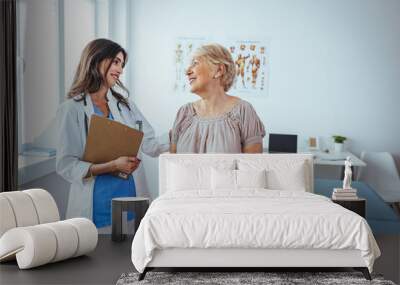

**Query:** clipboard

left=83, top=115, right=144, bottom=179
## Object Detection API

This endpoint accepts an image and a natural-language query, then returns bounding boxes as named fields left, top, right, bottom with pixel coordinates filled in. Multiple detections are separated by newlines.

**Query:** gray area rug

left=116, top=271, right=396, bottom=285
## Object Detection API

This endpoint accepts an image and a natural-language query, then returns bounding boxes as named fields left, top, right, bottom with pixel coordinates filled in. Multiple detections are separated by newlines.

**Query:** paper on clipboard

left=82, top=115, right=144, bottom=176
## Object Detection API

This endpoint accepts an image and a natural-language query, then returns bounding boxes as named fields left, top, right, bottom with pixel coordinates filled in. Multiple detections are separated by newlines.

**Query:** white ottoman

left=0, top=189, right=98, bottom=269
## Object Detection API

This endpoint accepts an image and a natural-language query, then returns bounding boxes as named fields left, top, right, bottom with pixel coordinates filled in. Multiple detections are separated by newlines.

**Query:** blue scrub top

left=92, top=105, right=136, bottom=228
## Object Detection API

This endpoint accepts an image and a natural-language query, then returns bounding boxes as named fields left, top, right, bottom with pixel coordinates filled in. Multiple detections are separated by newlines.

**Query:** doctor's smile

left=104, top=54, right=124, bottom=87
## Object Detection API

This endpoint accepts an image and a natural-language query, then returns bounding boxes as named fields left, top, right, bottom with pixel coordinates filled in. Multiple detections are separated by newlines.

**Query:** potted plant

left=332, top=135, right=347, bottom=153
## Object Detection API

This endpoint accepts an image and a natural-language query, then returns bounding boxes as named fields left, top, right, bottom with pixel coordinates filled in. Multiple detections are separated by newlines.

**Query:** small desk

left=309, top=151, right=366, bottom=168
left=262, top=150, right=366, bottom=180
left=18, top=155, right=56, bottom=185
left=307, top=151, right=366, bottom=180
left=262, top=149, right=365, bottom=167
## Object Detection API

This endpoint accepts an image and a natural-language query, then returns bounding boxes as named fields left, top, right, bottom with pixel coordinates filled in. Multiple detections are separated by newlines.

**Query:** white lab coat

left=56, top=91, right=169, bottom=220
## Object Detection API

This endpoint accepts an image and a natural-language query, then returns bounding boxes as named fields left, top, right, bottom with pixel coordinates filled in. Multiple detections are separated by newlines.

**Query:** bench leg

left=138, top=267, right=148, bottom=281
left=354, top=267, right=371, bottom=280
left=112, top=201, right=123, bottom=242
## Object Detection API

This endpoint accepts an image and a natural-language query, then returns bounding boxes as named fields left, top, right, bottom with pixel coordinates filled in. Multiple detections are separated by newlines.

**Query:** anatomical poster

left=174, top=38, right=270, bottom=97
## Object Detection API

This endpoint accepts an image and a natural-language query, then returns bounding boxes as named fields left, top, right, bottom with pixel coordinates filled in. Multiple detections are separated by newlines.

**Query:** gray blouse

left=171, top=99, right=266, bottom=153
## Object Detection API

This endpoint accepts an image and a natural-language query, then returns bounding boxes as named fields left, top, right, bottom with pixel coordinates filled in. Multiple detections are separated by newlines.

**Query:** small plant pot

left=334, top=142, right=344, bottom=153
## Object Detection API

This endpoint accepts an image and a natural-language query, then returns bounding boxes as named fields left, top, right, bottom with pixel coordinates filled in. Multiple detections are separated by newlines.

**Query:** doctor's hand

left=113, top=156, right=141, bottom=174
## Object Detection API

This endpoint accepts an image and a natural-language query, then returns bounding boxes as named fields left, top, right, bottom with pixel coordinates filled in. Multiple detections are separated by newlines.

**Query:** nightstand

left=111, top=197, right=150, bottom=242
left=332, top=198, right=366, bottom=218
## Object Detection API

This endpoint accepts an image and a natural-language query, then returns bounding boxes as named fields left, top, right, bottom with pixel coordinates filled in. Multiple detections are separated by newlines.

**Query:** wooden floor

left=1, top=234, right=398, bottom=285
left=0, top=235, right=134, bottom=285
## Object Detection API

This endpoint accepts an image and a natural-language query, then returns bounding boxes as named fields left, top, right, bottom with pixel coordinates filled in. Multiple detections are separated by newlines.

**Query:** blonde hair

left=193, top=43, right=236, bottom=92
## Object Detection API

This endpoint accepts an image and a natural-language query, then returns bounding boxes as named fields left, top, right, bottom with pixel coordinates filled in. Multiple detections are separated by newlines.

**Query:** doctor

left=56, top=39, right=169, bottom=230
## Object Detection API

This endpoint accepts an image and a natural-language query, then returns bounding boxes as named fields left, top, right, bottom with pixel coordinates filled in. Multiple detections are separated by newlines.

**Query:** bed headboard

left=159, top=153, right=314, bottom=195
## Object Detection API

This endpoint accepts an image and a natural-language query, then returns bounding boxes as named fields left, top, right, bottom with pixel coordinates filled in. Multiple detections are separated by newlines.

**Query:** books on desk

left=332, top=188, right=359, bottom=200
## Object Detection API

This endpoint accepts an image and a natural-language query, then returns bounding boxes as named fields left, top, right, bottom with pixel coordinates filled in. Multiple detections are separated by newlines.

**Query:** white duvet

left=131, top=189, right=380, bottom=273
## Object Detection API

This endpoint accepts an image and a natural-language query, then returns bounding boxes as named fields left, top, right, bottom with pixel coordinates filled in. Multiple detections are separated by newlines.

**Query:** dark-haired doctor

left=56, top=39, right=169, bottom=232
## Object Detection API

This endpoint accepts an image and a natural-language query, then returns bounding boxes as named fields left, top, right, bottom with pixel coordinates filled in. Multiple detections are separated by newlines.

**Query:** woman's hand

left=113, top=156, right=141, bottom=174
left=170, top=143, right=177, bottom=153
left=242, top=143, right=263, bottom=153
left=85, top=156, right=141, bottom=178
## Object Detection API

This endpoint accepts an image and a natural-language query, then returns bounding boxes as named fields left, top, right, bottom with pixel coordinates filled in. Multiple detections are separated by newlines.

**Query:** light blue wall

left=127, top=0, right=400, bottom=198
left=18, top=0, right=400, bottom=200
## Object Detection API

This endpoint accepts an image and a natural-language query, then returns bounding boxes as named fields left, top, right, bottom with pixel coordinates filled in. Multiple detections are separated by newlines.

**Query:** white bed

left=131, top=154, right=380, bottom=280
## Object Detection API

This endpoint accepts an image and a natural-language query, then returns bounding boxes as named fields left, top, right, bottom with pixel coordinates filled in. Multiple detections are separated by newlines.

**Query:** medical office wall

left=128, top=0, right=400, bottom=199
left=17, top=0, right=95, bottom=150
left=16, top=0, right=400, bottom=210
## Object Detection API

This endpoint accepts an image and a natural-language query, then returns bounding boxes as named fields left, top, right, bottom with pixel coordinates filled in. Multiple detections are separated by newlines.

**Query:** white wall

left=17, top=0, right=59, bottom=147
left=17, top=0, right=96, bottom=149
left=128, top=0, right=400, bottom=198
left=20, top=172, right=70, bottom=219
left=17, top=0, right=400, bottom=200
left=64, top=0, right=96, bottom=96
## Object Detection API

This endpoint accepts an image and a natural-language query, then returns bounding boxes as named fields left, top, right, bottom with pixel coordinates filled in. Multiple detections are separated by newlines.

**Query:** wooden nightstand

left=332, top=198, right=366, bottom=218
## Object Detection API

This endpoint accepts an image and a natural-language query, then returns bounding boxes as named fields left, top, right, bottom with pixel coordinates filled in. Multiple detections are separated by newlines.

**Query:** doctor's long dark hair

left=68, top=38, right=130, bottom=110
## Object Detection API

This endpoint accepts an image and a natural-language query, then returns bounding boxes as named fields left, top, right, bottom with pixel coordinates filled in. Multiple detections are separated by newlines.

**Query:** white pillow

left=266, top=163, right=306, bottom=191
left=167, top=160, right=235, bottom=191
left=211, top=168, right=236, bottom=190
left=167, top=162, right=209, bottom=191
left=236, top=169, right=267, bottom=188
left=238, top=159, right=308, bottom=191
left=211, top=169, right=267, bottom=190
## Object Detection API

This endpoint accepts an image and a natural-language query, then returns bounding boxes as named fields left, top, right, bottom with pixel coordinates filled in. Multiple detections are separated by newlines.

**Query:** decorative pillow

left=238, top=159, right=308, bottom=191
left=167, top=160, right=236, bottom=191
left=211, top=168, right=236, bottom=190
left=236, top=169, right=267, bottom=189
left=167, top=162, right=209, bottom=191
left=211, top=168, right=267, bottom=190
left=266, top=163, right=306, bottom=191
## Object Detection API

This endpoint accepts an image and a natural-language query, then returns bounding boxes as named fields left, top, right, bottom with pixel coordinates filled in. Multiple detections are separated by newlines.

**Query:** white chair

left=0, top=189, right=98, bottom=269
left=358, top=152, right=400, bottom=214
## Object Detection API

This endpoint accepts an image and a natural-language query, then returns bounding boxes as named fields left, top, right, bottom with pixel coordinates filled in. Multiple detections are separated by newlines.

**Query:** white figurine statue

left=343, top=156, right=352, bottom=190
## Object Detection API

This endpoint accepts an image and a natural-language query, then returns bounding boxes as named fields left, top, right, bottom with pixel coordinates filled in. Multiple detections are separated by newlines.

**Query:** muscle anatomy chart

left=174, top=38, right=270, bottom=97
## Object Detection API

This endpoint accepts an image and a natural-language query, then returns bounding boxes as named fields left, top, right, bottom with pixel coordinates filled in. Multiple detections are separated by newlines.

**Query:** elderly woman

left=170, top=43, right=265, bottom=153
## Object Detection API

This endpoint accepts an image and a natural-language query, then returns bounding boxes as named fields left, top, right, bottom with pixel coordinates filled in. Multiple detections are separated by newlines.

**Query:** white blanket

left=131, top=190, right=380, bottom=272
